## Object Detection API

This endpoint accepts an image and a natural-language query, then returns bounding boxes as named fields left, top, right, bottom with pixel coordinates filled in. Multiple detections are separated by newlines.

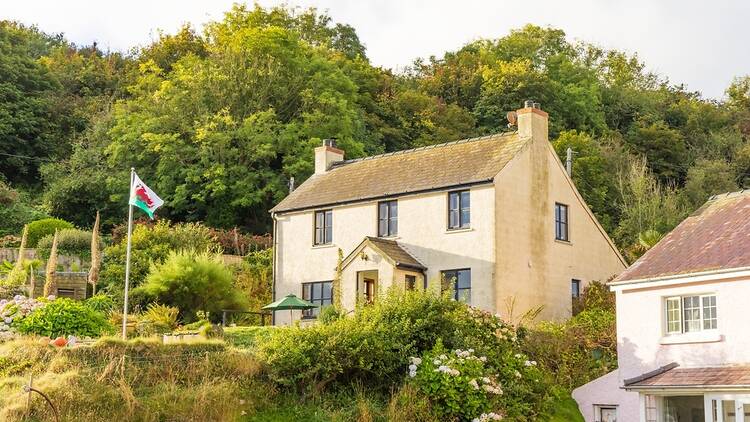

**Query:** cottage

left=574, top=190, right=750, bottom=422
left=270, top=104, right=626, bottom=325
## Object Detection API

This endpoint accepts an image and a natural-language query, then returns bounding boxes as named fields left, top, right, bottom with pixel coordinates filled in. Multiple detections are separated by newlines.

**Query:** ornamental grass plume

left=3, top=225, right=28, bottom=287
left=89, top=211, right=101, bottom=295
left=43, top=230, right=59, bottom=297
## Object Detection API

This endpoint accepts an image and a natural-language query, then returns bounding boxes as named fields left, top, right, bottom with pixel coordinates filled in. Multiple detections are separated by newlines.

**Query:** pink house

left=574, top=190, right=750, bottom=422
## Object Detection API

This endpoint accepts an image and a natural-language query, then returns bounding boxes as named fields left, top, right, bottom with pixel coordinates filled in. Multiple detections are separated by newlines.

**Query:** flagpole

left=122, top=167, right=135, bottom=340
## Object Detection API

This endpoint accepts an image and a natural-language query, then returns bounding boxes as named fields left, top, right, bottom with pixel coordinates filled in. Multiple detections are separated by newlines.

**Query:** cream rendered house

left=574, top=190, right=750, bottom=422
left=270, top=104, right=626, bottom=325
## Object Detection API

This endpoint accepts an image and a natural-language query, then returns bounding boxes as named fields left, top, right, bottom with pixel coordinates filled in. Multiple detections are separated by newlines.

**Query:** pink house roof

left=616, top=190, right=750, bottom=283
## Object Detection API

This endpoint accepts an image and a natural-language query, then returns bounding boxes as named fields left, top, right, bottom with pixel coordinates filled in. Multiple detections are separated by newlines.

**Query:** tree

left=135, top=251, right=247, bottom=322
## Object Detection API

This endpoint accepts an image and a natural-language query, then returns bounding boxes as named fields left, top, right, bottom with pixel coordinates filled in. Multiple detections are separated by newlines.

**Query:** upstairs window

left=314, top=210, right=333, bottom=245
left=448, top=190, right=470, bottom=230
left=441, top=269, right=471, bottom=304
left=555, top=203, right=569, bottom=241
left=665, top=294, right=717, bottom=334
left=378, top=200, right=398, bottom=237
left=302, top=281, right=333, bottom=318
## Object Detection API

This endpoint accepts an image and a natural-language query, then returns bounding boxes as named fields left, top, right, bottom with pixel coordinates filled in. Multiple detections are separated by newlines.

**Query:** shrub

left=134, top=251, right=246, bottom=322
left=15, top=298, right=113, bottom=338
left=224, top=326, right=277, bottom=349
left=85, top=294, right=116, bottom=314
left=233, top=248, right=272, bottom=312
left=25, top=218, right=74, bottom=247
left=318, top=305, right=342, bottom=324
left=37, top=228, right=98, bottom=260
left=140, top=303, right=180, bottom=333
left=523, top=286, right=617, bottom=391
left=408, top=341, right=504, bottom=421
left=0, top=183, right=48, bottom=237
left=100, top=220, right=219, bottom=294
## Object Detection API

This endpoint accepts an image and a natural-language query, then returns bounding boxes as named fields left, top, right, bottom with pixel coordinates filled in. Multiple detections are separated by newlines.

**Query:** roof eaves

left=623, top=362, right=679, bottom=386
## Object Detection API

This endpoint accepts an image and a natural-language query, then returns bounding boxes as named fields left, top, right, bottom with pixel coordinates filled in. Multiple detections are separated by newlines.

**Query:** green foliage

left=0, top=183, right=49, bottom=237
left=37, top=228, right=97, bottom=260
left=25, top=218, right=74, bottom=247
left=318, top=305, right=343, bottom=324
left=15, top=298, right=113, bottom=338
left=233, top=248, right=273, bottom=312
left=259, top=289, right=551, bottom=419
left=100, top=220, right=218, bottom=293
left=85, top=294, right=116, bottom=314
left=408, top=341, right=503, bottom=421
left=138, top=303, right=180, bottom=334
left=524, top=282, right=617, bottom=392
left=223, top=326, right=277, bottom=349
left=134, top=251, right=246, bottom=322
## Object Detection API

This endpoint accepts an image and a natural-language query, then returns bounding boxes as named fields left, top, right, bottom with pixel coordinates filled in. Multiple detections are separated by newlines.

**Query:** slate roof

left=271, top=132, right=527, bottom=213
left=625, top=364, right=750, bottom=389
left=341, top=237, right=426, bottom=271
left=615, top=190, right=750, bottom=283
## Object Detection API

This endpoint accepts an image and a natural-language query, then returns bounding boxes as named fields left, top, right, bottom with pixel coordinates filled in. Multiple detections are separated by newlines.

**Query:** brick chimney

left=314, top=139, right=344, bottom=174
left=516, top=100, right=548, bottom=142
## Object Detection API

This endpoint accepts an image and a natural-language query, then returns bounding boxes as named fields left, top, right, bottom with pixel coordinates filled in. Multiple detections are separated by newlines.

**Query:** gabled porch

left=339, top=237, right=426, bottom=309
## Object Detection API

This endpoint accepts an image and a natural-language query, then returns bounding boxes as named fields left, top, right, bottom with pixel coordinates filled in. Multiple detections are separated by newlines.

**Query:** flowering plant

left=0, top=295, right=51, bottom=341
left=408, top=340, right=504, bottom=421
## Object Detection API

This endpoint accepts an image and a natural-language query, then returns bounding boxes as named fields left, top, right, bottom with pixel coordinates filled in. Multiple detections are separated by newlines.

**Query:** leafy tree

left=682, top=159, right=738, bottom=209
left=135, top=251, right=247, bottom=322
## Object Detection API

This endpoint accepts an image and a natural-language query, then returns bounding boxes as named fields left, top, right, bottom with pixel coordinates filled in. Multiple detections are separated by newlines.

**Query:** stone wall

left=0, top=248, right=87, bottom=272
left=29, top=272, right=88, bottom=300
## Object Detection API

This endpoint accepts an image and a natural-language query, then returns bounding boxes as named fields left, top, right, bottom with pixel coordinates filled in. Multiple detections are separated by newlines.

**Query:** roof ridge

left=331, top=131, right=519, bottom=168
left=708, top=189, right=750, bottom=201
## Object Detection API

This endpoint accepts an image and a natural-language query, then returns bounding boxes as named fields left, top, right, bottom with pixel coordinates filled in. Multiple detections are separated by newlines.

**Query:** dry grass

left=0, top=336, right=269, bottom=421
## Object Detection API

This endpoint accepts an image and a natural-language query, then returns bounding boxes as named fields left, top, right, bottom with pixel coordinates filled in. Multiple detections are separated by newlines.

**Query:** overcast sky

left=4, top=0, right=749, bottom=99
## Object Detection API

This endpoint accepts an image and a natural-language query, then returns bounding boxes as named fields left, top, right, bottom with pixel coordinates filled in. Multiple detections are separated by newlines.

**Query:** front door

left=364, top=278, right=375, bottom=304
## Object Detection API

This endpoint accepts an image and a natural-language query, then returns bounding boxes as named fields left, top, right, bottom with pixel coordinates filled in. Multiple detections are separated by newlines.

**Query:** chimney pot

left=533, top=102, right=541, bottom=109
left=323, top=138, right=337, bottom=148
left=524, top=99, right=534, bottom=108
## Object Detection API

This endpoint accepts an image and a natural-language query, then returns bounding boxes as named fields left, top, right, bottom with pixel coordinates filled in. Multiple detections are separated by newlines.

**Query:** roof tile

left=271, top=132, right=526, bottom=213
left=616, top=190, right=750, bottom=282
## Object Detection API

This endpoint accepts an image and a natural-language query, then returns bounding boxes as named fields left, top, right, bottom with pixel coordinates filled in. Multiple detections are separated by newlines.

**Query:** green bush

left=100, top=221, right=219, bottom=294
left=134, top=251, right=246, bottom=322
left=318, top=305, right=342, bottom=324
left=85, top=294, right=116, bottom=314
left=37, top=228, right=97, bottom=260
left=408, top=341, right=503, bottom=421
left=224, top=326, right=277, bottom=349
left=259, top=289, right=551, bottom=420
left=15, top=298, right=113, bottom=338
left=523, top=282, right=617, bottom=392
left=139, top=303, right=180, bottom=334
left=26, top=218, right=74, bottom=247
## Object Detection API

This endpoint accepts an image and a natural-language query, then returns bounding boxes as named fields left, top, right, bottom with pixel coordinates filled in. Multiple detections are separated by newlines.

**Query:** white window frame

left=664, top=294, right=717, bottom=335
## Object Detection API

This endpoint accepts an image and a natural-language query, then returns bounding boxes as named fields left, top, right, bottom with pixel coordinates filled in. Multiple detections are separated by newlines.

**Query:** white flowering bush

left=408, top=340, right=504, bottom=421
left=0, top=295, right=50, bottom=341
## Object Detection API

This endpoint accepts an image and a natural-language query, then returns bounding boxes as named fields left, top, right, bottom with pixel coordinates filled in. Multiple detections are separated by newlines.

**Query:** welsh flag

left=129, top=173, right=164, bottom=219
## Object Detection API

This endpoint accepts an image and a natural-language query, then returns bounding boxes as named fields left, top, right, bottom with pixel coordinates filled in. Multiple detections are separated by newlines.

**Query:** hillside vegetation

left=2, top=4, right=750, bottom=259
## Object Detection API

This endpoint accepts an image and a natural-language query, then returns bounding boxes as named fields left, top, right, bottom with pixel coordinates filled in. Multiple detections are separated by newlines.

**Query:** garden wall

left=29, top=272, right=88, bottom=300
left=0, top=248, right=86, bottom=272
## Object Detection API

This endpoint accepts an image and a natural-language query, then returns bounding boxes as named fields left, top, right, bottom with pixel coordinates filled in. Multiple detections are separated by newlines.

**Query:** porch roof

left=341, top=237, right=426, bottom=271
left=624, top=364, right=750, bottom=390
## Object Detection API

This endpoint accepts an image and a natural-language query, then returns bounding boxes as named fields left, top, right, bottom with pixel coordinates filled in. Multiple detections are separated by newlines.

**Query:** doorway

left=356, top=270, right=378, bottom=305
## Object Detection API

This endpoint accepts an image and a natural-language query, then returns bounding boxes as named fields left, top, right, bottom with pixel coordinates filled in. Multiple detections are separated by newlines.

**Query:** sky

left=4, top=0, right=749, bottom=100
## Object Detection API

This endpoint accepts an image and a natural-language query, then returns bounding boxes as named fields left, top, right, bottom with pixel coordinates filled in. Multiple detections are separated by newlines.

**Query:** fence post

left=222, top=310, right=227, bottom=327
